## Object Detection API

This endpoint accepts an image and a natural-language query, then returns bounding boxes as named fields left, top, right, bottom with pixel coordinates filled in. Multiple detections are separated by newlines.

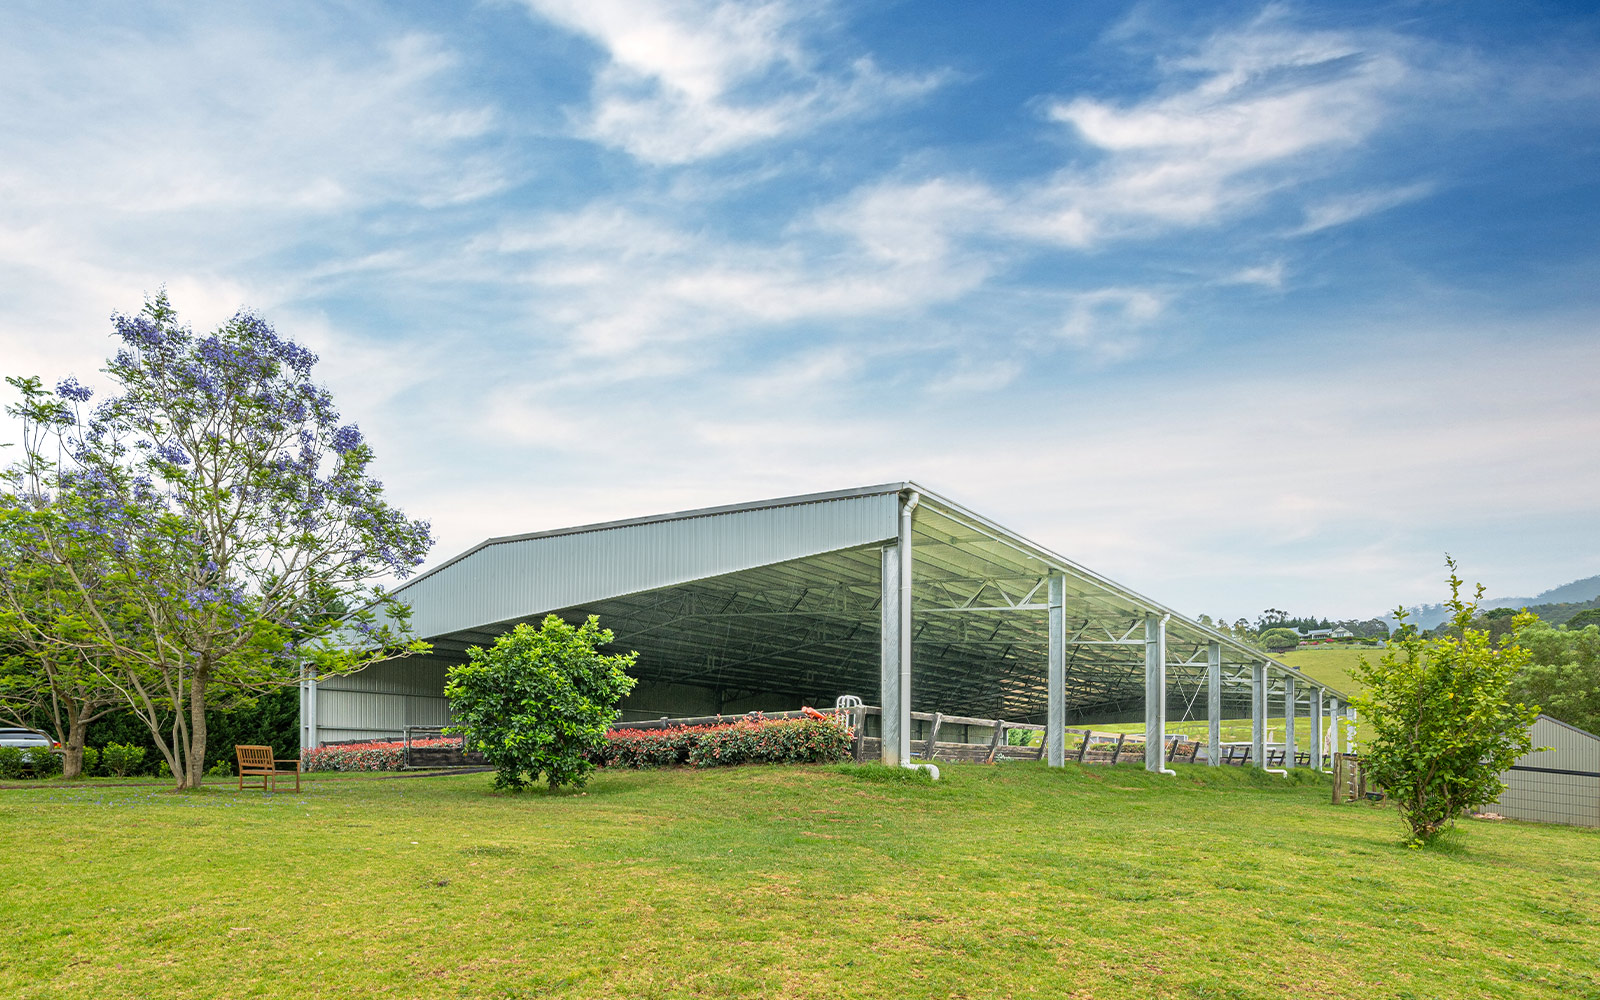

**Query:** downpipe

left=903, top=762, right=940, bottom=780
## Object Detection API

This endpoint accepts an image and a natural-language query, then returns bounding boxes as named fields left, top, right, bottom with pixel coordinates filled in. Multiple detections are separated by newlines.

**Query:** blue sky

left=2, top=0, right=1598, bottom=620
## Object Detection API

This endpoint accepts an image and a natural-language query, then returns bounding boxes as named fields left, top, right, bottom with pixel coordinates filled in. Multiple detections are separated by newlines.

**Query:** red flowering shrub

left=597, top=716, right=850, bottom=769
left=301, top=737, right=459, bottom=772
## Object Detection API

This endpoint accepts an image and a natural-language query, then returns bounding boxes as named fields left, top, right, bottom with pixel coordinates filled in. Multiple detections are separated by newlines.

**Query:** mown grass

left=1275, top=647, right=1373, bottom=696
left=1092, top=717, right=1324, bottom=744
left=3, top=762, right=1598, bottom=999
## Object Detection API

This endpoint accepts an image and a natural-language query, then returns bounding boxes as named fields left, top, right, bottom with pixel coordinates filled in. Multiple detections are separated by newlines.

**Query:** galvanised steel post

left=1310, top=686, right=1324, bottom=770
left=896, top=491, right=918, bottom=767
left=1251, top=663, right=1266, bottom=768
left=1284, top=674, right=1298, bottom=768
left=1047, top=573, right=1066, bottom=767
left=1207, top=642, right=1222, bottom=767
left=1144, top=613, right=1168, bottom=773
left=879, top=543, right=901, bottom=767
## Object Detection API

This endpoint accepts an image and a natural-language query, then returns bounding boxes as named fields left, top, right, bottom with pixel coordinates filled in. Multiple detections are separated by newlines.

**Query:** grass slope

left=3, top=764, right=1598, bottom=999
left=1275, top=647, right=1372, bottom=696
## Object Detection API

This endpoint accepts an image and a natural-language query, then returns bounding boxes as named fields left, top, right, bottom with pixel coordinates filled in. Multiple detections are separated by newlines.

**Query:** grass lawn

left=1275, top=647, right=1374, bottom=696
left=3, top=763, right=1598, bottom=999
left=1089, top=718, right=1315, bottom=745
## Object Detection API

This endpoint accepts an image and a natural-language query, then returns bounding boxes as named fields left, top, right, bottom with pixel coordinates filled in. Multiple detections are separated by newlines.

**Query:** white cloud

left=477, top=196, right=993, bottom=363
left=924, top=359, right=1023, bottom=395
left=519, top=0, right=943, bottom=162
left=1016, top=7, right=1413, bottom=245
left=1220, top=260, right=1287, bottom=288
left=1058, top=288, right=1166, bottom=361
left=1294, top=182, right=1435, bottom=234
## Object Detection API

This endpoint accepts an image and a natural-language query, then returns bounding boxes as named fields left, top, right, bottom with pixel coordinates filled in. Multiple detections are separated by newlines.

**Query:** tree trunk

left=186, top=671, right=208, bottom=790
left=62, top=714, right=90, bottom=780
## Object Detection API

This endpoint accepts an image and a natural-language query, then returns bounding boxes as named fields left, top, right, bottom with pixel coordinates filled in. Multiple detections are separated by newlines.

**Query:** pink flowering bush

left=301, top=737, right=459, bottom=772
left=597, top=716, right=851, bottom=769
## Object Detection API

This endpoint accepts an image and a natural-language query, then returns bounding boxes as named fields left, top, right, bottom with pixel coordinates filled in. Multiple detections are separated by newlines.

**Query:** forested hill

left=1381, top=574, right=1600, bottom=631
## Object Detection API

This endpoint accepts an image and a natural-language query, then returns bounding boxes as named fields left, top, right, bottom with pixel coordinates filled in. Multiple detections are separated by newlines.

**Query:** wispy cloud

left=1017, top=7, right=1413, bottom=244
left=520, top=0, right=944, bottom=163
left=0, top=8, right=505, bottom=358
left=1058, top=288, right=1166, bottom=361
left=474, top=197, right=993, bottom=362
left=1293, top=181, right=1435, bottom=234
left=1220, top=260, right=1287, bottom=288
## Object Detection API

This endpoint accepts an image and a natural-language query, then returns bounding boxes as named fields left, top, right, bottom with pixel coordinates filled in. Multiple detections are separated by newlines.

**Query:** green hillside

left=1275, top=646, right=1372, bottom=696
left=4, top=764, right=1598, bottom=998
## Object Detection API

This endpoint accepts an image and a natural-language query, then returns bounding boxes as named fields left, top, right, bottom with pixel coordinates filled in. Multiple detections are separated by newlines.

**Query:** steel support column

left=879, top=543, right=903, bottom=766
left=1251, top=663, right=1266, bottom=768
left=1310, top=686, right=1324, bottom=770
left=1046, top=573, right=1066, bottom=767
left=1207, top=642, right=1222, bottom=767
left=1144, top=613, right=1167, bottom=772
left=1284, top=674, right=1297, bottom=768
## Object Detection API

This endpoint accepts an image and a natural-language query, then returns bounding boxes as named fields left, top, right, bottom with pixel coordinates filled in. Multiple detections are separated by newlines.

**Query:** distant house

left=1301, top=627, right=1334, bottom=639
left=1329, top=625, right=1354, bottom=639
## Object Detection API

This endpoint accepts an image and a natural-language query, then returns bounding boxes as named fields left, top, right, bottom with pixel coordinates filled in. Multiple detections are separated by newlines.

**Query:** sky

left=1, top=0, right=1598, bottom=622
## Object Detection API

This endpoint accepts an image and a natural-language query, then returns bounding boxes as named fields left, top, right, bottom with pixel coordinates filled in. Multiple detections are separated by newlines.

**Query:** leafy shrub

left=302, top=737, right=457, bottom=772
left=446, top=614, right=638, bottom=791
left=0, top=747, right=25, bottom=780
left=205, top=758, right=234, bottom=778
left=101, top=743, right=146, bottom=777
left=23, top=747, right=62, bottom=777
left=1355, top=561, right=1539, bottom=846
left=596, top=716, right=851, bottom=770
left=81, top=745, right=100, bottom=775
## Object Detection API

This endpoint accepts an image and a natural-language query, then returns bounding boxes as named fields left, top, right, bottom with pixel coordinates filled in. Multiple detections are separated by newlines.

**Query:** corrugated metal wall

left=396, top=492, right=900, bottom=639
left=313, top=657, right=453, bottom=744
left=1493, top=715, right=1600, bottom=828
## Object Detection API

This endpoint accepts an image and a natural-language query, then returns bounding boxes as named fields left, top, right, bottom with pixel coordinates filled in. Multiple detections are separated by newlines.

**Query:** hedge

left=301, top=737, right=460, bottom=772
left=597, top=716, right=851, bottom=769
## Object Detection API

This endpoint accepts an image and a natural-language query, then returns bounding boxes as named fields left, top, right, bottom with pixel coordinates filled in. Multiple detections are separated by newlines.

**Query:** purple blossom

left=112, top=313, right=165, bottom=350
left=155, top=442, right=190, bottom=466
left=331, top=425, right=363, bottom=454
left=55, top=377, right=94, bottom=403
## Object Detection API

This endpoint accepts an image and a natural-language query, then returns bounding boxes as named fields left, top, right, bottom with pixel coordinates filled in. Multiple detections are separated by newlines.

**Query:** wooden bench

left=236, top=745, right=300, bottom=792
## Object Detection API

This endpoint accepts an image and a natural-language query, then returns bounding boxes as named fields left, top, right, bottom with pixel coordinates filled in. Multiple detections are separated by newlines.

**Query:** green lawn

left=1088, top=718, right=1320, bottom=745
left=1275, top=647, right=1373, bottom=696
left=3, top=763, right=1598, bottom=999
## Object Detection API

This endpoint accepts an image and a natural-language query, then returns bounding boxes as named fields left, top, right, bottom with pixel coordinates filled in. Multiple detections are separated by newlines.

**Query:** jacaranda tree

left=445, top=615, right=637, bottom=791
left=0, top=495, right=127, bottom=778
left=1, top=292, right=433, bottom=788
left=1353, top=558, right=1539, bottom=846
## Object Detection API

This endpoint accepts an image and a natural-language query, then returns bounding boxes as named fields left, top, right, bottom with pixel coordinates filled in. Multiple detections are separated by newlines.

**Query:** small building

left=1329, top=625, right=1354, bottom=639
left=1491, top=715, right=1600, bottom=828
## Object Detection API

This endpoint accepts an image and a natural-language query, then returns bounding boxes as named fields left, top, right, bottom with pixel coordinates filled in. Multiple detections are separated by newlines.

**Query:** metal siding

left=1492, top=716, right=1600, bottom=827
left=399, top=493, right=899, bottom=639
left=314, top=658, right=455, bottom=742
